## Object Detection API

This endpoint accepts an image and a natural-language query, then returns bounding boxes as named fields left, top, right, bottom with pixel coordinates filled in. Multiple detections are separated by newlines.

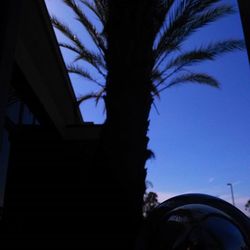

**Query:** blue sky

left=45, top=0, right=250, bottom=214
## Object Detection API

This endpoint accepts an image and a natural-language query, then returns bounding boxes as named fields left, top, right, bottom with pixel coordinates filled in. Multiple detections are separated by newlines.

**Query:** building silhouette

left=0, top=1, right=112, bottom=248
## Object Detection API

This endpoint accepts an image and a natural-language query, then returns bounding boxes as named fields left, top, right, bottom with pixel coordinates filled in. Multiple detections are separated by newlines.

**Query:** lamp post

left=227, top=183, right=235, bottom=206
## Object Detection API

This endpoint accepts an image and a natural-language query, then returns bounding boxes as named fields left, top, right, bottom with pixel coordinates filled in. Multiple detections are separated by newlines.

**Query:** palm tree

left=143, top=192, right=159, bottom=217
left=143, top=181, right=159, bottom=217
left=52, top=0, right=244, bottom=105
left=51, top=0, right=245, bottom=246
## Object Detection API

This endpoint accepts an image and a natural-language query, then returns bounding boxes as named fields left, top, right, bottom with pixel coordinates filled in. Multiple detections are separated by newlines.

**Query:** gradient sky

left=45, top=0, right=250, bottom=214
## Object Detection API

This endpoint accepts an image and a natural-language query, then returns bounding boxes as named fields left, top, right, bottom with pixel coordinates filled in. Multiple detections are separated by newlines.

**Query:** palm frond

left=151, top=82, right=160, bottom=99
left=184, top=0, right=222, bottom=15
left=151, top=69, right=163, bottom=81
left=59, top=42, right=106, bottom=77
left=94, top=88, right=106, bottom=106
left=51, top=16, right=87, bottom=52
left=77, top=92, right=98, bottom=104
left=154, top=1, right=234, bottom=67
left=74, top=51, right=106, bottom=70
left=77, top=88, right=105, bottom=105
left=93, top=0, right=108, bottom=23
left=74, top=54, right=107, bottom=78
left=157, top=72, right=219, bottom=94
left=67, top=64, right=104, bottom=87
left=63, top=0, right=106, bottom=54
left=160, top=39, right=245, bottom=74
left=151, top=0, right=175, bottom=37
left=79, top=0, right=106, bottom=27
left=59, top=42, right=81, bottom=55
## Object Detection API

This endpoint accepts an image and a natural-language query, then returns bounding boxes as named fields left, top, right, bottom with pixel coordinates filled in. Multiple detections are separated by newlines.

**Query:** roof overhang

left=14, top=0, right=83, bottom=137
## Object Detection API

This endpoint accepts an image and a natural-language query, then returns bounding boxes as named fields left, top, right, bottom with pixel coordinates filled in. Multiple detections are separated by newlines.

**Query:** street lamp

left=227, top=183, right=235, bottom=206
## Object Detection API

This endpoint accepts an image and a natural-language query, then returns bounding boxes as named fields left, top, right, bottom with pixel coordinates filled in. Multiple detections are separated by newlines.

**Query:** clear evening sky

left=45, top=0, right=250, bottom=214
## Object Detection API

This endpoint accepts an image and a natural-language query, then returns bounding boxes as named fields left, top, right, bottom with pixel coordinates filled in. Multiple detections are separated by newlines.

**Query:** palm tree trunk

left=92, top=1, right=156, bottom=247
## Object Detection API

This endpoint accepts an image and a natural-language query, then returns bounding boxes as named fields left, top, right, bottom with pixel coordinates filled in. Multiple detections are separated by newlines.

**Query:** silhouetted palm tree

left=51, top=0, right=245, bottom=243
left=52, top=0, right=244, bottom=104
left=143, top=192, right=159, bottom=217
